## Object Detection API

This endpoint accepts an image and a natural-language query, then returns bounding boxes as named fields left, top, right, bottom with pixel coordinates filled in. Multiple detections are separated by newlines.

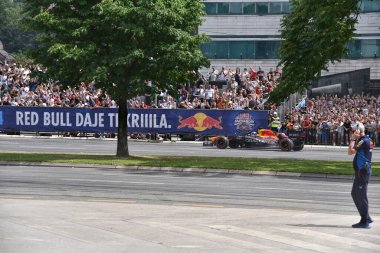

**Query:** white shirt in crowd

left=198, top=87, right=205, bottom=99
left=209, top=68, right=218, bottom=82
left=205, top=87, right=214, bottom=100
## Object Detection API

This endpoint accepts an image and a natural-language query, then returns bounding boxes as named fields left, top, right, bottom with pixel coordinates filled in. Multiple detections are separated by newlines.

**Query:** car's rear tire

left=216, top=136, right=229, bottom=149
left=293, top=142, right=304, bottom=151
left=280, top=138, right=294, bottom=151
left=229, top=140, right=240, bottom=149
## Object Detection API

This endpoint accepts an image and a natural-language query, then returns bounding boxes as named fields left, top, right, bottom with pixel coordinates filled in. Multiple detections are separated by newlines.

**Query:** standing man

left=270, top=112, right=281, bottom=132
left=348, top=123, right=374, bottom=228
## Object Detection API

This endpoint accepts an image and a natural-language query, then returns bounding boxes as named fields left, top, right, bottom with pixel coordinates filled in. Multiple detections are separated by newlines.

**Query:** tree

left=0, top=0, right=36, bottom=53
left=22, top=0, right=209, bottom=157
left=269, top=0, right=360, bottom=103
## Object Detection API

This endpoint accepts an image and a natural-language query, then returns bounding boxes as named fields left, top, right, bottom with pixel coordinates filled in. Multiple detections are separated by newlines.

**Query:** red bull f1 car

left=203, top=129, right=304, bottom=151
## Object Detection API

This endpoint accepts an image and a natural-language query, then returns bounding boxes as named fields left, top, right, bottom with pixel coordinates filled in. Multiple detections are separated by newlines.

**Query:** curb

left=1, top=161, right=379, bottom=181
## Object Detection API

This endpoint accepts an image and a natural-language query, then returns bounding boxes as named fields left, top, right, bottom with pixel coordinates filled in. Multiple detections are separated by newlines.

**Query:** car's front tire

left=280, top=138, right=294, bottom=151
left=216, top=136, right=229, bottom=149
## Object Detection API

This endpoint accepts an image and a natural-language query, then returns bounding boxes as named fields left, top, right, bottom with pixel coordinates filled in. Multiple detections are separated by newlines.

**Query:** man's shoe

left=352, top=222, right=370, bottom=229
left=361, top=218, right=374, bottom=224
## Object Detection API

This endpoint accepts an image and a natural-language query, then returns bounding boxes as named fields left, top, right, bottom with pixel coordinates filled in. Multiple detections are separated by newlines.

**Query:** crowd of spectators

left=281, top=94, right=380, bottom=146
left=153, top=66, right=281, bottom=111
left=1, top=62, right=380, bottom=146
left=0, top=63, right=116, bottom=108
left=1, top=62, right=280, bottom=111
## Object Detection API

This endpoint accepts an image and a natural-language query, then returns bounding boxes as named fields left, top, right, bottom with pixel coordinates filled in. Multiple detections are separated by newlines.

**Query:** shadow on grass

left=1, top=152, right=379, bottom=176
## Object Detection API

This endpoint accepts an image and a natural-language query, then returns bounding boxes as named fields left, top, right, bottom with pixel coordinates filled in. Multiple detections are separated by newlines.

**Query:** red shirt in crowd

left=250, top=71, right=257, bottom=80
left=303, top=118, right=312, bottom=128
left=256, top=87, right=262, bottom=95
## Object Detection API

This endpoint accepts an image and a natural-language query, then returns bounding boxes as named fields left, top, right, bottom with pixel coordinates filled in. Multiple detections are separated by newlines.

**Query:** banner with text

left=0, top=107, right=268, bottom=135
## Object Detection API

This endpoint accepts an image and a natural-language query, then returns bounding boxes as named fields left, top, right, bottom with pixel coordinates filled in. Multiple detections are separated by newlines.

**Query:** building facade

left=199, top=0, right=380, bottom=80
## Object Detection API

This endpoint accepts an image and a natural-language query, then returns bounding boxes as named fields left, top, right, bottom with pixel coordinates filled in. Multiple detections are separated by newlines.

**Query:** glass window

left=217, top=2, right=229, bottom=14
left=347, top=40, right=362, bottom=58
left=361, top=0, right=380, bottom=12
left=268, top=41, right=281, bottom=58
left=200, top=42, right=216, bottom=59
left=269, top=2, right=282, bottom=14
left=204, top=3, right=217, bottom=15
left=254, top=41, right=280, bottom=59
left=256, top=2, right=269, bottom=15
left=200, top=41, right=229, bottom=59
left=215, top=41, right=229, bottom=58
left=229, top=41, right=254, bottom=59
left=255, top=41, right=266, bottom=59
left=243, top=2, right=255, bottom=14
left=361, top=40, right=380, bottom=58
left=230, top=2, right=243, bottom=14
left=202, top=39, right=379, bottom=59
left=282, top=2, right=290, bottom=13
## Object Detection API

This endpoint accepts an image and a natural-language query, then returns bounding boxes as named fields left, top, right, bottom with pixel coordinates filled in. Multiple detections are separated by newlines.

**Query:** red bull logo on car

left=177, top=113, right=223, bottom=131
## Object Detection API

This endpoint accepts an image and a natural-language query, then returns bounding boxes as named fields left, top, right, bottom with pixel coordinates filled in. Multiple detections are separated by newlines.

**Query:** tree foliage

left=22, top=0, right=209, bottom=156
left=0, top=0, right=36, bottom=53
left=269, top=0, right=360, bottom=103
left=23, top=0, right=209, bottom=96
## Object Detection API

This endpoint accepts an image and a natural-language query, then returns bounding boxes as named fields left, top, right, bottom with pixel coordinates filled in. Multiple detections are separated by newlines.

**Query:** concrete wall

left=322, top=59, right=380, bottom=80
left=202, top=59, right=380, bottom=80
left=356, top=12, right=380, bottom=35
left=311, top=69, right=371, bottom=96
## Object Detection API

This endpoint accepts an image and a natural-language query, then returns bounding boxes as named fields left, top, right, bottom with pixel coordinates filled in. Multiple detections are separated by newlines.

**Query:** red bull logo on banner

left=177, top=113, right=223, bottom=131
left=234, top=113, right=255, bottom=134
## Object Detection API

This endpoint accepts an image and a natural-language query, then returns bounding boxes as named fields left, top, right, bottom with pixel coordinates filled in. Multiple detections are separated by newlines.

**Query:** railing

left=277, top=92, right=307, bottom=120
left=285, top=129, right=380, bottom=147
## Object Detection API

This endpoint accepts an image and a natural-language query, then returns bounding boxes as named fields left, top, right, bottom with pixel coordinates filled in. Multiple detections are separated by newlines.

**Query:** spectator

left=208, top=66, right=218, bottom=82
left=7, top=63, right=380, bottom=147
left=257, top=67, right=265, bottom=81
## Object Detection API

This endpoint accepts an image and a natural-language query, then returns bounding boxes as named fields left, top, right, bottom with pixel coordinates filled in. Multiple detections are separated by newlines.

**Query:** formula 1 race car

left=203, top=129, right=304, bottom=151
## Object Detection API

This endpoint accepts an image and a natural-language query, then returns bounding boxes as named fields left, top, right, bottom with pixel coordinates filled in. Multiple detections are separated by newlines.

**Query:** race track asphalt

left=1, top=135, right=379, bottom=161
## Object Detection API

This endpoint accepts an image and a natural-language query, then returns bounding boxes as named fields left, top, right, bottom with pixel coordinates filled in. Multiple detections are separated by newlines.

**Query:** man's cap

left=357, top=123, right=365, bottom=133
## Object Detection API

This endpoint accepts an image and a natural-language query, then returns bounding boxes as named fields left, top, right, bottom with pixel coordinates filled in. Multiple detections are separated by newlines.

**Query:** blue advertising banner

left=0, top=107, right=268, bottom=135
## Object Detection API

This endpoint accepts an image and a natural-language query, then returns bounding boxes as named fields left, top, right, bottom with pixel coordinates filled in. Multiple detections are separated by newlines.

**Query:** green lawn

left=1, top=152, right=379, bottom=176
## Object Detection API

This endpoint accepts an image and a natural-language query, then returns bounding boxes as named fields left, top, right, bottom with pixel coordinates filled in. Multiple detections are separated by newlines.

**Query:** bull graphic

left=177, top=115, right=199, bottom=129
left=201, top=116, right=223, bottom=130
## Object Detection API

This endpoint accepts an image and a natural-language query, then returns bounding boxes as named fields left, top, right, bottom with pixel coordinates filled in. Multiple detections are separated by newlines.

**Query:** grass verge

left=0, top=152, right=379, bottom=176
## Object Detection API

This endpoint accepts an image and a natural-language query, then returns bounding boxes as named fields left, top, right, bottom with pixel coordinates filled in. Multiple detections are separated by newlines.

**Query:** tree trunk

left=116, top=97, right=129, bottom=157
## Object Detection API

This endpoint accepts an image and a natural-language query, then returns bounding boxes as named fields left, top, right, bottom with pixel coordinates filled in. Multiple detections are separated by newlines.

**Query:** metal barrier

left=2, top=130, right=380, bottom=147
left=285, top=129, right=380, bottom=147
left=277, top=92, right=307, bottom=120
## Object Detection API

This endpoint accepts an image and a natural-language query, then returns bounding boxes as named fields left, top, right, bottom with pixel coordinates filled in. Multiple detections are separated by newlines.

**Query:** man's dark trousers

left=351, top=169, right=371, bottom=222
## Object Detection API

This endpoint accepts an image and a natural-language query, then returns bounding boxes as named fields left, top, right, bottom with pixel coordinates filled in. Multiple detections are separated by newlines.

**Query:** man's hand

left=348, top=140, right=356, bottom=155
